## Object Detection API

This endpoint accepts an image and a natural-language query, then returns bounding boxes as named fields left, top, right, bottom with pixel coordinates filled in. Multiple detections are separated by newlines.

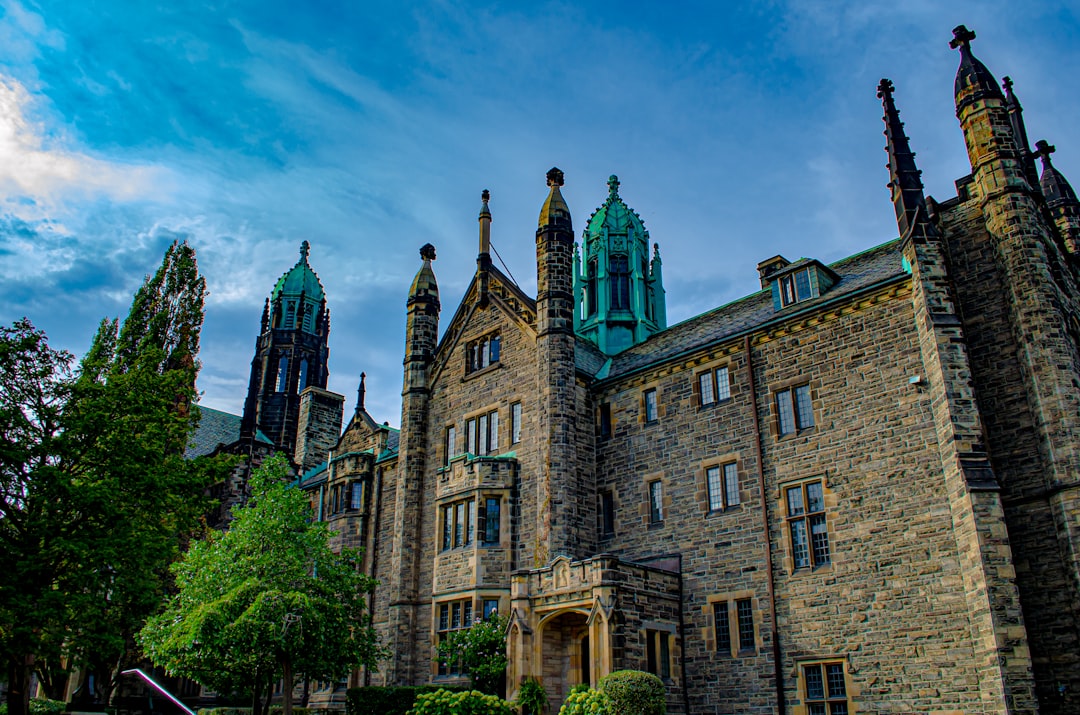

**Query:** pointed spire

left=538, top=167, right=572, bottom=232
left=879, top=78, right=937, bottom=244
left=1036, top=141, right=1078, bottom=204
left=478, top=189, right=492, bottom=255
left=260, top=298, right=270, bottom=332
left=356, top=372, right=366, bottom=415
left=409, top=243, right=440, bottom=301
left=1002, top=76, right=1039, bottom=189
left=607, top=174, right=620, bottom=197
left=299, top=240, right=311, bottom=263
left=951, top=25, right=1003, bottom=116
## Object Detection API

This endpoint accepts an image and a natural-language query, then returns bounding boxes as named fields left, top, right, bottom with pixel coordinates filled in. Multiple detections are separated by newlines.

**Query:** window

left=645, top=630, right=671, bottom=680
left=349, top=481, right=364, bottom=511
left=776, top=384, right=814, bottom=436
left=437, top=600, right=474, bottom=676
left=441, top=499, right=474, bottom=550
left=302, top=303, right=313, bottom=332
left=648, top=480, right=663, bottom=524
left=598, top=402, right=612, bottom=439
left=586, top=258, right=598, bottom=316
left=510, top=402, right=522, bottom=444
left=444, top=426, right=457, bottom=465
left=713, top=603, right=730, bottom=655
left=479, top=496, right=501, bottom=545
left=275, top=356, right=288, bottom=392
left=599, top=490, right=615, bottom=537
left=286, top=301, right=296, bottom=328
left=296, top=359, right=309, bottom=394
left=802, top=662, right=849, bottom=715
left=483, top=599, right=499, bottom=620
left=644, top=389, right=658, bottom=423
left=465, top=409, right=499, bottom=455
left=466, top=333, right=501, bottom=374
left=706, top=463, right=740, bottom=512
left=736, top=599, right=754, bottom=652
left=698, top=366, right=731, bottom=406
left=779, top=267, right=813, bottom=307
left=610, top=255, right=630, bottom=310
left=786, top=479, right=830, bottom=569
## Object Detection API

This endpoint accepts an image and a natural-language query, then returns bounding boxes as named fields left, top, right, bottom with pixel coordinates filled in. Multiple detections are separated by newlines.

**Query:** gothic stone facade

left=285, top=28, right=1080, bottom=715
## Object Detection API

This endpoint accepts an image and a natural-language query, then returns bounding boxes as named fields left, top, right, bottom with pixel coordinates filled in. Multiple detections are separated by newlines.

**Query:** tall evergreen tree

left=0, top=241, right=229, bottom=715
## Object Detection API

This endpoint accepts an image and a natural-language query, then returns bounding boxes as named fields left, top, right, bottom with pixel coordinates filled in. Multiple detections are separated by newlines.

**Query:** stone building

left=231, top=27, right=1080, bottom=714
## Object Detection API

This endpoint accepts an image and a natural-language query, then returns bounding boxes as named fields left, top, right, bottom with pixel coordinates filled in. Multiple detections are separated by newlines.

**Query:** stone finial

left=607, top=174, right=620, bottom=196
left=1002, top=75, right=1014, bottom=95
left=420, top=243, right=437, bottom=261
left=546, top=167, right=565, bottom=187
left=1035, top=140, right=1056, bottom=164
left=482, top=189, right=490, bottom=202
left=300, top=240, right=310, bottom=262
left=357, top=372, right=366, bottom=412
left=876, top=78, right=894, bottom=99
left=950, top=25, right=975, bottom=51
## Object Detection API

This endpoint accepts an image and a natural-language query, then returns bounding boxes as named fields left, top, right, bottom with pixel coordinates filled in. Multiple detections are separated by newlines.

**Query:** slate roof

left=596, top=238, right=908, bottom=381
left=185, top=406, right=271, bottom=459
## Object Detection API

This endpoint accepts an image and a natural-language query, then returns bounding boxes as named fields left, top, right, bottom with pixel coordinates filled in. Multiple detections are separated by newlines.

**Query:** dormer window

left=466, top=333, right=501, bottom=374
left=779, top=268, right=812, bottom=307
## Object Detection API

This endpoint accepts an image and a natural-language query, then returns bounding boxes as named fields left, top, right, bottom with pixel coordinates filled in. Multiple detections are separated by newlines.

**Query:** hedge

left=346, top=686, right=461, bottom=715
left=597, top=671, right=665, bottom=715
left=405, top=690, right=514, bottom=715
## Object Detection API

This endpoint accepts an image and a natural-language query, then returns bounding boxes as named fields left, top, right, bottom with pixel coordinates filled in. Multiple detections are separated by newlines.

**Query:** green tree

left=0, top=241, right=227, bottom=715
left=139, top=454, right=386, bottom=715
left=435, top=614, right=508, bottom=696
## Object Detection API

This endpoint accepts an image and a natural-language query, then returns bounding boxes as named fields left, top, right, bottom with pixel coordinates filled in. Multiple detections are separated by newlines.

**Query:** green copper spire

left=573, top=175, right=666, bottom=354
left=268, top=240, right=327, bottom=334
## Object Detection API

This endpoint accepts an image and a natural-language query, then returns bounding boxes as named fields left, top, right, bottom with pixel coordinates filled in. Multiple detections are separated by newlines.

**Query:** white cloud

left=0, top=74, right=172, bottom=218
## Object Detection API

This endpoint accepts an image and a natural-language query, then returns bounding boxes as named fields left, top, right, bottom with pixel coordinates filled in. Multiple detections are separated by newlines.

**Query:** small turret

left=1036, top=140, right=1080, bottom=254
left=1002, top=76, right=1039, bottom=190
left=951, top=25, right=1002, bottom=117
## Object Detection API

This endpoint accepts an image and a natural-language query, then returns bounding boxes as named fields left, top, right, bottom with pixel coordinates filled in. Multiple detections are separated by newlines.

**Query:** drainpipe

left=676, top=554, right=691, bottom=715
left=745, top=334, right=785, bottom=715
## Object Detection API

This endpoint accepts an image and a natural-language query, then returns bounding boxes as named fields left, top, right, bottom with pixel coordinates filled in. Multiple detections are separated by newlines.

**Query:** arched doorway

left=539, top=611, right=590, bottom=708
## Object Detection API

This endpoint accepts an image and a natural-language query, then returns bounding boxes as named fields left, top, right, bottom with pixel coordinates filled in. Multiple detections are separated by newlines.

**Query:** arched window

left=286, top=301, right=296, bottom=328
left=586, top=259, right=598, bottom=316
left=275, top=356, right=288, bottom=392
left=610, top=255, right=630, bottom=310
left=296, top=359, right=308, bottom=394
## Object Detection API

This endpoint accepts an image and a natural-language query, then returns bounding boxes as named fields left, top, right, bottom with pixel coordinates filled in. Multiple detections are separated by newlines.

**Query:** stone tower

left=573, top=175, right=666, bottom=354
left=386, top=243, right=440, bottom=684
left=240, top=240, right=330, bottom=457
left=535, top=168, right=582, bottom=562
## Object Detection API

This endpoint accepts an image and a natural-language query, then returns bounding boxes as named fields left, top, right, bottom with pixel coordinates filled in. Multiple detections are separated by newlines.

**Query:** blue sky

left=1, top=0, right=1078, bottom=425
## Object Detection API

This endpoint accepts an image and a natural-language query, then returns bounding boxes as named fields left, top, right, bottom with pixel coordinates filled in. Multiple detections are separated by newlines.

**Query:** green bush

left=556, top=687, right=608, bottom=715
left=597, top=671, right=665, bottom=715
left=347, top=686, right=462, bottom=715
left=514, top=678, right=548, bottom=715
left=29, top=699, right=67, bottom=715
left=406, top=689, right=514, bottom=715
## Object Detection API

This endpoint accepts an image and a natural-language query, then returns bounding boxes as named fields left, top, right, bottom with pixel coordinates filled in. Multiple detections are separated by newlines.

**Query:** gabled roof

left=186, top=405, right=272, bottom=459
left=598, top=238, right=907, bottom=381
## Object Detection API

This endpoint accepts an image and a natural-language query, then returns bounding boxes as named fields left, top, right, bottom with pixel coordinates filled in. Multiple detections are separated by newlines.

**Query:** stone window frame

left=510, top=401, right=522, bottom=444
left=780, top=475, right=834, bottom=574
left=443, top=424, right=457, bottom=466
left=706, top=590, right=759, bottom=657
left=701, top=455, right=741, bottom=515
left=642, top=621, right=676, bottom=681
left=771, top=377, right=818, bottom=439
left=642, top=387, right=659, bottom=424
left=598, top=488, right=616, bottom=539
left=435, top=597, right=475, bottom=677
left=465, top=407, right=500, bottom=456
left=465, top=331, right=501, bottom=376
left=597, top=400, right=612, bottom=439
left=794, top=658, right=853, bottom=715
left=440, top=497, right=475, bottom=551
left=695, top=363, right=732, bottom=408
left=477, top=493, right=504, bottom=547
left=643, top=475, right=666, bottom=527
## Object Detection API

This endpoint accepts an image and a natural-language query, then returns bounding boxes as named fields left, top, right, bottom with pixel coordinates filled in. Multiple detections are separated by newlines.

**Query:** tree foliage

left=139, top=454, right=386, bottom=715
left=0, top=241, right=227, bottom=715
left=435, top=614, right=508, bottom=696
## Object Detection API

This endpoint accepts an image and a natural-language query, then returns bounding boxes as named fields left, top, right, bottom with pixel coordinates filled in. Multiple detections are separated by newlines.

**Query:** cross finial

left=1002, top=75, right=1014, bottom=94
left=1035, top=139, right=1056, bottom=163
left=950, top=25, right=975, bottom=51
left=607, top=174, right=620, bottom=196
left=420, top=243, right=436, bottom=261
left=300, top=240, right=310, bottom=262
left=546, top=167, right=564, bottom=187
left=876, top=78, right=895, bottom=99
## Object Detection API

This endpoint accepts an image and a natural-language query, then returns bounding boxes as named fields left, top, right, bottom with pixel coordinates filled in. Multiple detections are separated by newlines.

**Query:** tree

left=435, top=614, right=508, bottom=696
left=139, top=454, right=386, bottom=715
left=0, top=241, right=227, bottom=715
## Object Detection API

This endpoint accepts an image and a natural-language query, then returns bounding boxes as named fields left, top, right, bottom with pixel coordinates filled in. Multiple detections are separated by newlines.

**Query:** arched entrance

left=539, top=611, right=590, bottom=708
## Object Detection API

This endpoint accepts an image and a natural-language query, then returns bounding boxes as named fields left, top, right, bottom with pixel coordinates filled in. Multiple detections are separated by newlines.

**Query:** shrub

left=406, top=689, right=514, bottom=715
left=597, top=671, right=665, bottom=715
left=515, top=678, right=548, bottom=715
left=347, top=685, right=461, bottom=715
left=556, top=687, right=608, bottom=715
left=29, top=700, right=67, bottom=715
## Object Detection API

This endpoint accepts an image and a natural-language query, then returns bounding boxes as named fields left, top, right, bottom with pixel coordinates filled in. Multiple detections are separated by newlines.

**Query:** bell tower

left=240, top=240, right=331, bottom=457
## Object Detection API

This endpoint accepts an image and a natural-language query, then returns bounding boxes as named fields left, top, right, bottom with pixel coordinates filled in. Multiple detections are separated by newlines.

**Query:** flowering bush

left=406, top=689, right=515, bottom=715
left=556, top=687, right=608, bottom=715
